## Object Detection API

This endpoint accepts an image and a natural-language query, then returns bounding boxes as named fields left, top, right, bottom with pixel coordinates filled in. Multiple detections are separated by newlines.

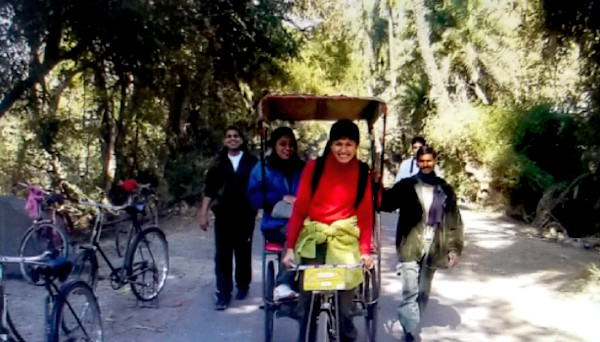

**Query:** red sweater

left=286, top=154, right=373, bottom=255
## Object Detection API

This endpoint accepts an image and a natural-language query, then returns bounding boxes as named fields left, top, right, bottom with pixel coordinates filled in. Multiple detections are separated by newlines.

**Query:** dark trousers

left=297, top=244, right=357, bottom=342
left=214, top=214, right=255, bottom=300
left=263, top=225, right=294, bottom=287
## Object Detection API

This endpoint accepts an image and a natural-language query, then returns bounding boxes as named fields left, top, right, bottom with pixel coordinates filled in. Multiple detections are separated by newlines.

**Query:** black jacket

left=205, top=150, right=258, bottom=218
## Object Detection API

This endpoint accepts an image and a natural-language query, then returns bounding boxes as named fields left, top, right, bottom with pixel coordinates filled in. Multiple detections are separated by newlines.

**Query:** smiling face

left=417, top=152, right=436, bottom=174
left=223, top=129, right=243, bottom=152
left=274, top=135, right=295, bottom=160
left=330, top=138, right=358, bottom=164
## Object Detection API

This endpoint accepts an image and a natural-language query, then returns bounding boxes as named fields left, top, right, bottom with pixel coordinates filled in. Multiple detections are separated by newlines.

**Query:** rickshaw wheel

left=264, top=260, right=275, bottom=342
left=364, top=266, right=379, bottom=342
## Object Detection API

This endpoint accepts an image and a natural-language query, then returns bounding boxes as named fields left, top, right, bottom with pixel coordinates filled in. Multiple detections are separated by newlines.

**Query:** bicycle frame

left=80, top=200, right=141, bottom=287
left=297, top=263, right=364, bottom=342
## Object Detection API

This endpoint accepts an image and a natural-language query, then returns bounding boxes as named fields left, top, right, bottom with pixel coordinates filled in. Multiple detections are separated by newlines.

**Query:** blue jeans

left=397, top=256, right=436, bottom=334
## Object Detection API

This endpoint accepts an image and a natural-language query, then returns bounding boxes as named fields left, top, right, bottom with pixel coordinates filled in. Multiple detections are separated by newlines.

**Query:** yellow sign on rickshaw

left=302, top=267, right=348, bottom=291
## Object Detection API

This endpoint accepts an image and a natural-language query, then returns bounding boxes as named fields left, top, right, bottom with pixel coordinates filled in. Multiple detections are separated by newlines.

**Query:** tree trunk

left=94, top=65, right=117, bottom=189
left=412, top=0, right=453, bottom=111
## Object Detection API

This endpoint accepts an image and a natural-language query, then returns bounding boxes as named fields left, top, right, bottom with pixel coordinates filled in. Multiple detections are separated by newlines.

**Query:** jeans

left=397, top=255, right=437, bottom=334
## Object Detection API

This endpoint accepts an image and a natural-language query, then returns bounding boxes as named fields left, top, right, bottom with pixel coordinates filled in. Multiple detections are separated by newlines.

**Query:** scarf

left=295, top=216, right=363, bottom=289
left=416, top=171, right=445, bottom=227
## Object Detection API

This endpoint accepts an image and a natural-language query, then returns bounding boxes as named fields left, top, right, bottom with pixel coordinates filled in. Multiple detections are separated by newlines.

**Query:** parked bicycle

left=0, top=251, right=103, bottom=342
left=76, top=198, right=168, bottom=301
left=16, top=183, right=70, bottom=285
left=112, top=182, right=158, bottom=258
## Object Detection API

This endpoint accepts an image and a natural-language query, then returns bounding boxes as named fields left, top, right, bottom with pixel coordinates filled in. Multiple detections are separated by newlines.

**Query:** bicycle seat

left=44, top=193, right=64, bottom=206
left=265, top=242, right=283, bottom=253
left=125, top=202, right=146, bottom=214
left=31, top=257, right=73, bottom=283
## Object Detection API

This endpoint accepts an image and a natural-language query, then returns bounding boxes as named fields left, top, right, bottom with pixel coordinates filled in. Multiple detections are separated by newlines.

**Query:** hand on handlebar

left=282, top=249, right=295, bottom=269
left=360, top=254, right=374, bottom=270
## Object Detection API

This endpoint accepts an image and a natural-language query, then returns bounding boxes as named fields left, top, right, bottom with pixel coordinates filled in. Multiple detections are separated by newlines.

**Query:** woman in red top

left=282, top=119, right=373, bottom=342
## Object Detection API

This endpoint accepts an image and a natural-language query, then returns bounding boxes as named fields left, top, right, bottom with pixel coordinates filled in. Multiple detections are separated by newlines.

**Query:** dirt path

left=5, top=207, right=600, bottom=341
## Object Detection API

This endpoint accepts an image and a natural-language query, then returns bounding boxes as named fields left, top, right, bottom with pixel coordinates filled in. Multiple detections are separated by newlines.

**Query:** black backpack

left=311, top=156, right=370, bottom=208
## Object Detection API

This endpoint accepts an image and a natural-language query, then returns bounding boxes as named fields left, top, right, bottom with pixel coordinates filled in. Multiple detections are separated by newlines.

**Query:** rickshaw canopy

left=257, top=95, right=387, bottom=127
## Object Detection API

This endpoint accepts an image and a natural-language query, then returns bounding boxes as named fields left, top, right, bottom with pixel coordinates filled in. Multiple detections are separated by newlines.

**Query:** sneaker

left=235, top=288, right=249, bottom=300
left=214, top=296, right=230, bottom=311
left=395, top=261, right=403, bottom=276
left=274, top=284, right=298, bottom=300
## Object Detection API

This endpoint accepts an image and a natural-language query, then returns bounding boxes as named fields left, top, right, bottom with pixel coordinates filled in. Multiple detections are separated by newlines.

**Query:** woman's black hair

left=267, top=127, right=304, bottom=174
left=268, top=127, right=297, bottom=149
left=416, top=145, right=437, bottom=159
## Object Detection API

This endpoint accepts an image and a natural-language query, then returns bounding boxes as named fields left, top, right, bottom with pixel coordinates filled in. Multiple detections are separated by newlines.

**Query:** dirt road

left=6, top=207, right=600, bottom=341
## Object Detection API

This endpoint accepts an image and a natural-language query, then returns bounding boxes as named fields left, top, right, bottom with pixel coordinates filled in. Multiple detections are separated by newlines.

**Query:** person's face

left=330, top=138, right=357, bottom=164
left=417, top=153, right=436, bottom=174
left=223, top=129, right=243, bottom=151
left=412, top=142, right=424, bottom=156
left=274, top=135, right=295, bottom=160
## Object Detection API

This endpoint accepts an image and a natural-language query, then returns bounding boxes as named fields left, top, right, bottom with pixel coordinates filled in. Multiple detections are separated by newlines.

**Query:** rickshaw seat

left=265, top=242, right=284, bottom=253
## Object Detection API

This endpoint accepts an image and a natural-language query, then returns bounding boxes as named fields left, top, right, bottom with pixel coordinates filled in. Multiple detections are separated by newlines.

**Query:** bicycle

left=113, top=183, right=158, bottom=258
left=16, top=183, right=70, bottom=286
left=0, top=251, right=103, bottom=342
left=76, top=198, right=169, bottom=301
left=264, top=262, right=377, bottom=342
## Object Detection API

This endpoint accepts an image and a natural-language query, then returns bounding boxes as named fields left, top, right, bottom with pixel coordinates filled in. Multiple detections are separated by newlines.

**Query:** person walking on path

left=247, top=127, right=305, bottom=300
left=380, top=145, right=463, bottom=342
left=282, top=119, right=374, bottom=342
left=395, top=136, right=442, bottom=183
left=198, top=127, right=258, bottom=310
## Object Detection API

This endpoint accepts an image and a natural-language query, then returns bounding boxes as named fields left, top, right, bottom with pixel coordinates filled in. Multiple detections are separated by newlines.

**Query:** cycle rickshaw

left=257, top=95, right=387, bottom=342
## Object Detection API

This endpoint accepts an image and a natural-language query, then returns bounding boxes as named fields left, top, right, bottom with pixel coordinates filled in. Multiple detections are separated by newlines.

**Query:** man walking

left=198, top=127, right=258, bottom=310
left=395, top=136, right=442, bottom=183
left=381, top=145, right=463, bottom=341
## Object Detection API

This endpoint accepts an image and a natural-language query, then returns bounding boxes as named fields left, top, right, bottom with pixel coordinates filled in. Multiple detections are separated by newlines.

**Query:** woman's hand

left=360, top=254, right=374, bottom=269
left=282, top=195, right=296, bottom=204
left=282, top=249, right=296, bottom=268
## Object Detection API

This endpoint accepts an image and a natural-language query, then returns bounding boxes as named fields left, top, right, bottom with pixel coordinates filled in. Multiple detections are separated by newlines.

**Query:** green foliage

left=513, top=105, right=584, bottom=181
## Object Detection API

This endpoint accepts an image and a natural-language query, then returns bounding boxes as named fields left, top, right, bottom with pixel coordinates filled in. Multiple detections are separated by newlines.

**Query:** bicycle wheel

left=6, top=308, right=25, bottom=342
left=264, top=260, right=275, bottom=342
left=50, top=280, right=103, bottom=342
left=125, top=226, right=169, bottom=301
left=19, top=223, right=69, bottom=285
left=316, top=311, right=332, bottom=342
left=70, top=248, right=99, bottom=290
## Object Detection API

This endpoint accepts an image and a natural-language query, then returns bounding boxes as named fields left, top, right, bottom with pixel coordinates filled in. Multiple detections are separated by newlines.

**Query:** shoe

left=214, top=296, right=230, bottom=310
left=405, top=332, right=415, bottom=342
left=274, top=284, right=298, bottom=300
left=235, top=288, right=249, bottom=300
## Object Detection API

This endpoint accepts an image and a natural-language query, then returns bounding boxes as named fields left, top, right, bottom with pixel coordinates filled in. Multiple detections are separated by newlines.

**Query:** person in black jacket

left=380, top=145, right=463, bottom=342
left=198, top=127, right=258, bottom=310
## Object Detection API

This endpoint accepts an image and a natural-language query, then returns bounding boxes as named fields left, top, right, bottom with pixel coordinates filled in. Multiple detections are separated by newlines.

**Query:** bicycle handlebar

left=293, top=263, right=364, bottom=271
left=0, top=251, right=52, bottom=265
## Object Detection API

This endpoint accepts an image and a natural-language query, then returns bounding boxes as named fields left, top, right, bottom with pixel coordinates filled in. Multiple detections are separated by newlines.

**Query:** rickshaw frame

left=256, top=94, right=387, bottom=342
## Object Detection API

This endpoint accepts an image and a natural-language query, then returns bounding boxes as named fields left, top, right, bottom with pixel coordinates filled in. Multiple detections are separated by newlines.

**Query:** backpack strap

left=355, top=162, right=369, bottom=208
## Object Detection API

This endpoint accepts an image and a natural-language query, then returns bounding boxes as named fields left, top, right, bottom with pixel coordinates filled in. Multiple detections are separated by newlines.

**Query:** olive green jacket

left=381, top=176, right=464, bottom=268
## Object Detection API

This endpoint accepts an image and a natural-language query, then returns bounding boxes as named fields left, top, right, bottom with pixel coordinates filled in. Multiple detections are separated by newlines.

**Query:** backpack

left=311, top=156, right=370, bottom=208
